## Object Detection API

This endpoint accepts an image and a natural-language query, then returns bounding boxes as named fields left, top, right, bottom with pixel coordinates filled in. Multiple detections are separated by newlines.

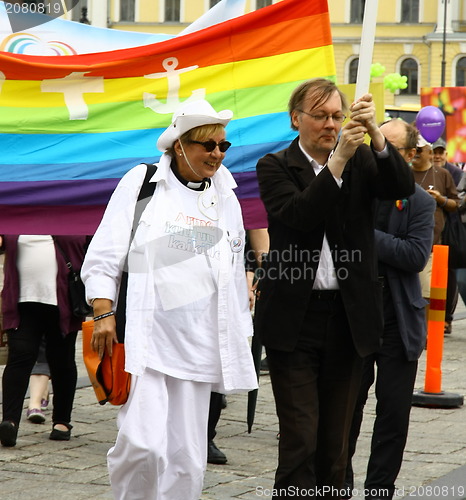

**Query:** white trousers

left=107, top=368, right=212, bottom=500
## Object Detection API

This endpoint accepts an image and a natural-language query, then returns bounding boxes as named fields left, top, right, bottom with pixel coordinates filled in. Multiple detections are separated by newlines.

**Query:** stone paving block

left=1, top=254, right=466, bottom=498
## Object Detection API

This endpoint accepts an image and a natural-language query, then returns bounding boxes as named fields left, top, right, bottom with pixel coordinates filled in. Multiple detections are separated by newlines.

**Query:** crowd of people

left=1, top=80, right=465, bottom=500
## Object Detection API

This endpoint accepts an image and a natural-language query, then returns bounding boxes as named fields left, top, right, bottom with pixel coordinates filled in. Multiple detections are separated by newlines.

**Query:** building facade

left=59, top=0, right=466, bottom=107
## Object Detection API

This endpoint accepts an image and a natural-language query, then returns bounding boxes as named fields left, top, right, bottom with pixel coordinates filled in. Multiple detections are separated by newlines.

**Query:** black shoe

left=49, top=423, right=72, bottom=441
left=207, top=440, right=227, bottom=464
left=0, top=421, right=18, bottom=447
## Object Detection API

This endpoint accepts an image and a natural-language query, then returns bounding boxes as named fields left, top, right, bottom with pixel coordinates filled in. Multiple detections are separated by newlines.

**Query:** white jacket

left=82, top=154, right=258, bottom=394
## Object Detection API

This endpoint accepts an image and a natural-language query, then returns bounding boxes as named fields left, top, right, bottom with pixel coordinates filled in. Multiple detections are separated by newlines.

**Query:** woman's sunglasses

left=190, top=140, right=232, bottom=153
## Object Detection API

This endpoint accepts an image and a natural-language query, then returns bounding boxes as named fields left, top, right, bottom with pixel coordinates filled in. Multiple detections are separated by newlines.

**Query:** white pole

left=355, top=0, right=379, bottom=99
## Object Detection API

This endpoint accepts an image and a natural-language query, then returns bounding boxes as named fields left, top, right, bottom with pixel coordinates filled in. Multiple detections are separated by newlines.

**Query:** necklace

left=197, top=183, right=219, bottom=221
left=416, top=166, right=433, bottom=189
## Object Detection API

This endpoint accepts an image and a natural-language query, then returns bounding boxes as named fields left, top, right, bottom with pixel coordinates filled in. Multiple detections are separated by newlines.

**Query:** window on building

left=349, top=58, right=359, bottom=84
left=350, top=0, right=365, bottom=23
left=256, top=0, right=272, bottom=9
left=71, top=0, right=88, bottom=22
left=210, top=0, right=221, bottom=6
left=120, top=0, right=135, bottom=22
left=400, top=58, right=418, bottom=95
left=165, top=0, right=180, bottom=21
left=456, top=57, right=466, bottom=86
left=401, top=0, right=419, bottom=23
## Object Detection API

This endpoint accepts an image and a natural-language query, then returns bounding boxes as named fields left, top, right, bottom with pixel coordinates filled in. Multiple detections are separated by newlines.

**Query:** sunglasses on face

left=190, top=140, right=232, bottom=153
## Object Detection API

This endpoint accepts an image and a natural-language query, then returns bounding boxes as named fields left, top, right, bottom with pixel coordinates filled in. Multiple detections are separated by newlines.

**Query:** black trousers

left=267, top=296, right=363, bottom=499
left=445, top=267, right=458, bottom=324
left=346, top=287, right=418, bottom=499
left=2, top=302, right=78, bottom=427
left=208, top=392, right=223, bottom=442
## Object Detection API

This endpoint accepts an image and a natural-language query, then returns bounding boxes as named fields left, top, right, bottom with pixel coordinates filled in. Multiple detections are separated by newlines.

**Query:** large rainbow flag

left=0, top=0, right=335, bottom=234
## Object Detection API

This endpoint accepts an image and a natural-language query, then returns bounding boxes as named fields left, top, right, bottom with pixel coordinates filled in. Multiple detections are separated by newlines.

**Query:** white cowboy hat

left=417, top=135, right=432, bottom=148
left=156, top=99, right=233, bottom=152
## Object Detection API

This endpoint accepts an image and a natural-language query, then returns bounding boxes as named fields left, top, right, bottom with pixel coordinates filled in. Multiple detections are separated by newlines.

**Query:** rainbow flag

left=0, top=0, right=335, bottom=234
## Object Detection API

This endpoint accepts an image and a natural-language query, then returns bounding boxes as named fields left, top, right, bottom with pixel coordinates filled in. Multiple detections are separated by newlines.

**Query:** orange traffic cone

left=412, top=245, right=463, bottom=408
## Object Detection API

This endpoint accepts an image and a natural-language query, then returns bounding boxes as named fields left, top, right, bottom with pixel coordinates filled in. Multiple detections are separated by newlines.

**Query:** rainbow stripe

left=0, top=32, right=78, bottom=55
left=0, top=0, right=335, bottom=234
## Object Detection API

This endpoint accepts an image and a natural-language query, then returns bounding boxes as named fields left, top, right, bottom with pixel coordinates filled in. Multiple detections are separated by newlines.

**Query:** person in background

left=345, top=119, right=435, bottom=500
left=432, top=138, right=464, bottom=334
left=411, top=136, right=459, bottom=333
left=246, top=228, right=270, bottom=373
left=432, top=138, right=463, bottom=186
left=455, top=173, right=466, bottom=305
left=208, top=228, right=269, bottom=465
left=81, top=99, right=258, bottom=500
left=254, top=78, right=414, bottom=497
left=0, top=235, right=89, bottom=447
left=207, top=392, right=228, bottom=464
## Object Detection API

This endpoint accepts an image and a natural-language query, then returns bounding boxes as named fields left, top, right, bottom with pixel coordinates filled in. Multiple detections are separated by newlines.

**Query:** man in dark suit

left=432, top=137, right=463, bottom=334
left=345, top=119, right=435, bottom=500
left=254, top=79, right=414, bottom=497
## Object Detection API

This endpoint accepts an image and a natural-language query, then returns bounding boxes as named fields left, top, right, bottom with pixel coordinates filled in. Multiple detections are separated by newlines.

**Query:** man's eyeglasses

left=297, top=110, right=346, bottom=123
left=190, top=140, right=232, bottom=153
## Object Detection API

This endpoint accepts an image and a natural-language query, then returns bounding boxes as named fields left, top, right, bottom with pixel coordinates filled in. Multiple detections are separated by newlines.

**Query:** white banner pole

left=355, top=0, right=379, bottom=99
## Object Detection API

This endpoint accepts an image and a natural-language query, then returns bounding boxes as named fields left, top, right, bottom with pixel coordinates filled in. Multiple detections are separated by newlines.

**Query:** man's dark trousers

left=267, top=295, right=363, bottom=498
left=346, top=286, right=418, bottom=499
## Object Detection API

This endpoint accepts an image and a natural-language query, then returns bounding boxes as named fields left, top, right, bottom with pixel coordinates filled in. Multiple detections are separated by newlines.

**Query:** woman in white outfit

left=81, top=99, right=258, bottom=500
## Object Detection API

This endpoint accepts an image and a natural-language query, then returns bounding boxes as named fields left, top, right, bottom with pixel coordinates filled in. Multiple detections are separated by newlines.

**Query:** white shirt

left=298, top=142, right=341, bottom=290
left=82, top=154, right=258, bottom=394
left=298, top=140, right=389, bottom=290
left=17, top=235, right=58, bottom=305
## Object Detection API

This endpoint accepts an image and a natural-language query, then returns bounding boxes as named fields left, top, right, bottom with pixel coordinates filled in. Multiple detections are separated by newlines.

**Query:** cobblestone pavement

left=1, top=253, right=466, bottom=498
left=1, top=318, right=466, bottom=500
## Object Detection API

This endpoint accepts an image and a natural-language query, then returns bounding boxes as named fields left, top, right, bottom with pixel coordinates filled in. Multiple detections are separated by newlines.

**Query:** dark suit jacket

left=254, top=137, right=414, bottom=357
left=375, top=185, right=435, bottom=361
left=444, top=161, right=463, bottom=187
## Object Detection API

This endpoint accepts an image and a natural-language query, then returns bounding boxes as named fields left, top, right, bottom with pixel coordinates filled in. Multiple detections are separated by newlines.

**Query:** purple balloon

left=415, top=106, right=446, bottom=143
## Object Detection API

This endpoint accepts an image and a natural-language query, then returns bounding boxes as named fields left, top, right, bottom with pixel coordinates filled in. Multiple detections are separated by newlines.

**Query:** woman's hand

left=91, top=298, right=118, bottom=358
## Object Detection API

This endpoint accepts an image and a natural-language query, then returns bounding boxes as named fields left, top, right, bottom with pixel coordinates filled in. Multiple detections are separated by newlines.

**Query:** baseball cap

left=432, top=138, right=447, bottom=150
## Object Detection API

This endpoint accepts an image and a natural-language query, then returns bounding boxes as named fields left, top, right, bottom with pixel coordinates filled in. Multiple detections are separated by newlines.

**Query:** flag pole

left=354, top=0, right=379, bottom=99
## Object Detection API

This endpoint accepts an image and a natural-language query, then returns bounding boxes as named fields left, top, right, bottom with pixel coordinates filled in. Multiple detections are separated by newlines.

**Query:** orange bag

left=81, top=164, right=156, bottom=406
left=82, top=320, right=131, bottom=406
